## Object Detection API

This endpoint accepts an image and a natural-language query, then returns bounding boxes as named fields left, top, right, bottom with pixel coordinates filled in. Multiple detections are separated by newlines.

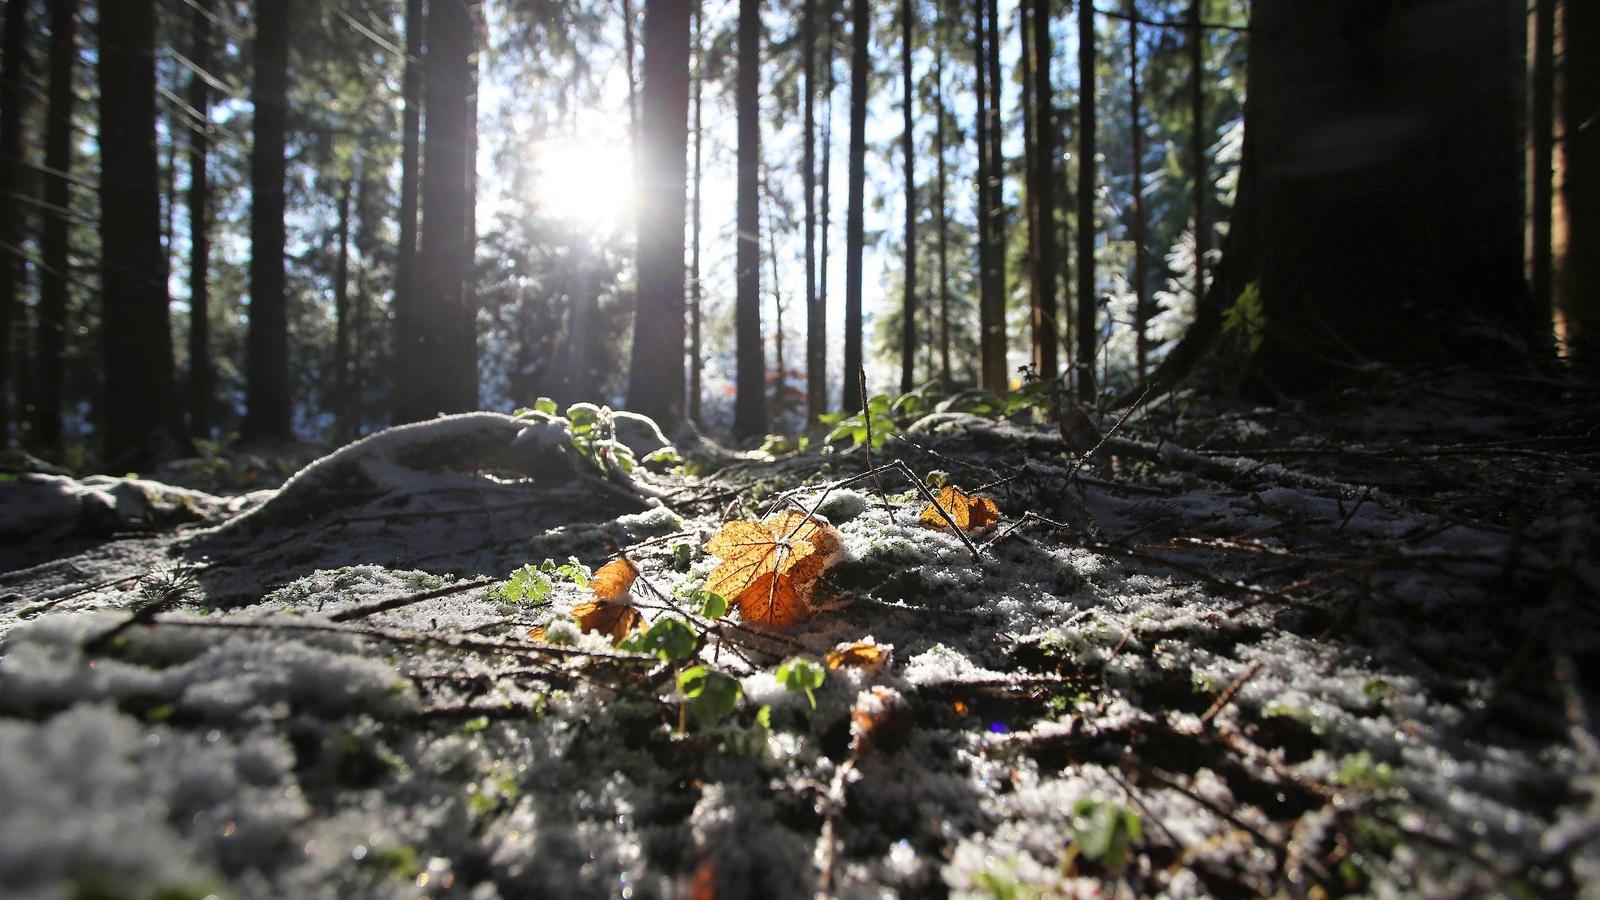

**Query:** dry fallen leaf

left=850, top=686, right=911, bottom=757
left=919, top=485, right=1002, bottom=532
left=703, top=510, right=840, bottom=627
left=825, top=640, right=892, bottom=673
left=530, top=558, right=642, bottom=643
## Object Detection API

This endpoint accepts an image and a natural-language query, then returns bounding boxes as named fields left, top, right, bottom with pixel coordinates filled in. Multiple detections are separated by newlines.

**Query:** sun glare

left=530, top=133, right=635, bottom=232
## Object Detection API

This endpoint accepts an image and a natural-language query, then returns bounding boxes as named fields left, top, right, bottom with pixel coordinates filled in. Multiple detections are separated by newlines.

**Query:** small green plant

left=775, top=658, right=826, bottom=709
left=636, top=618, right=698, bottom=662
left=1222, top=281, right=1266, bottom=353
left=822, top=393, right=902, bottom=450
left=1068, top=798, right=1142, bottom=874
left=677, top=665, right=742, bottom=727
left=497, top=565, right=551, bottom=604
left=689, top=590, right=729, bottom=619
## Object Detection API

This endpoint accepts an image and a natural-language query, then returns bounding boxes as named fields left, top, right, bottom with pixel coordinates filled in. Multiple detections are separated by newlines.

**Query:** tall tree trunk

left=767, top=190, right=786, bottom=419
left=1154, top=0, right=1535, bottom=396
left=462, top=13, right=479, bottom=406
left=244, top=0, right=292, bottom=441
left=1020, top=0, right=1039, bottom=365
left=627, top=0, right=690, bottom=425
left=973, top=0, right=998, bottom=392
left=1188, top=0, right=1207, bottom=306
left=1559, top=0, right=1600, bottom=361
left=1074, top=0, right=1096, bottom=400
left=688, top=0, right=704, bottom=424
left=185, top=0, right=212, bottom=441
left=899, top=0, right=916, bottom=394
left=934, top=23, right=951, bottom=391
left=804, top=0, right=822, bottom=424
left=352, top=161, right=372, bottom=434
left=401, top=0, right=476, bottom=421
left=34, top=0, right=75, bottom=459
left=97, top=0, right=192, bottom=466
left=984, top=0, right=1006, bottom=388
left=842, top=0, right=869, bottom=413
left=1129, top=3, right=1148, bottom=380
left=1530, top=0, right=1555, bottom=335
left=333, top=177, right=353, bottom=443
left=392, top=0, right=424, bottom=423
left=623, top=0, right=638, bottom=139
left=0, top=0, right=30, bottom=443
left=1030, top=0, right=1060, bottom=382
left=818, top=0, right=835, bottom=415
left=734, top=0, right=766, bottom=435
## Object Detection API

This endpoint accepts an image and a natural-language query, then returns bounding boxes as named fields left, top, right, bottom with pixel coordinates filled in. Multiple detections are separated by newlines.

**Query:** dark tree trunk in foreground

left=97, top=0, right=192, bottom=467
left=244, top=0, right=292, bottom=441
left=185, top=0, right=212, bottom=440
left=0, top=0, right=29, bottom=443
left=627, top=0, right=690, bottom=426
left=1529, top=0, right=1555, bottom=332
left=981, top=0, right=1007, bottom=393
left=1189, top=0, right=1207, bottom=307
left=1030, top=0, right=1060, bottom=382
left=400, top=0, right=477, bottom=421
left=841, top=0, right=868, bottom=413
left=1152, top=0, right=1537, bottom=397
left=1074, top=0, right=1096, bottom=399
left=899, top=0, right=916, bottom=394
left=972, top=0, right=1001, bottom=393
left=392, top=0, right=424, bottom=423
left=688, top=0, right=704, bottom=424
left=733, top=0, right=766, bottom=436
left=1561, top=0, right=1600, bottom=362
left=804, top=0, right=822, bottom=424
left=34, top=0, right=76, bottom=459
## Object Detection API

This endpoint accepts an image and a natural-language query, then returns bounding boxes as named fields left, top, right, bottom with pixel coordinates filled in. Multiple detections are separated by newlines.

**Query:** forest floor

left=1, top=365, right=1598, bottom=899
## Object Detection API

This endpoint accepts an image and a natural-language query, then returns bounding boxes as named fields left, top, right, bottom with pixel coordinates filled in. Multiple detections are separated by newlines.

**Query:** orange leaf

left=825, top=640, right=892, bottom=672
left=590, top=557, right=639, bottom=602
left=529, top=557, right=643, bottom=644
left=703, top=510, right=840, bottom=628
left=919, top=485, right=1001, bottom=532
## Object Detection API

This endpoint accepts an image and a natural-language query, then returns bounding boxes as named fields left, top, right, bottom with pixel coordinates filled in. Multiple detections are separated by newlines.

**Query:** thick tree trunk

left=734, top=0, right=766, bottom=435
left=626, top=0, right=690, bottom=425
left=392, top=0, right=424, bottom=423
left=185, top=0, right=212, bottom=441
left=401, top=0, right=477, bottom=421
left=1031, top=0, right=1060, bottom=382
left=1074, top=0, right=1096, bottom=400
left=688, top=0, right=704, bottom=424
left=1560, top=0, right=1600, bottom=362
left=0, top=0, right=29, bottom=443
left=333, top=178, right=353, bottom=443
left=244, top=0, right=292, bottom=441
left=97, top=0, right=192, bottom=467
left=1020, top=0, right=1039, bottom=370
left=1530, top=0, right=1555, bottom=333
left=1155, top=0, right=1536, bottom=397
left=899, top=0, right=916, bottom=394
left=804, top=0, right=822, bottom=424
left=34, top=0, right=76, bottom=459
left=981, top=0, right=1007, bottom=393
left=841, top=0, right=868, bottom=413
left=1129, top=5, right=1148, bottom=380
left=973, top=0, right=998, bottom=393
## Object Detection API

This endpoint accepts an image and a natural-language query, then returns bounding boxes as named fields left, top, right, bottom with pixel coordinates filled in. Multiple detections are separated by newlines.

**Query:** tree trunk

left=1188, top=0, right=1207, bottom=307
left=1074, top=0, right=1096, bottom=400
left=401, top=0, right=476, bottom=421
left=1020, top=0, right=1039, bottom=369
left=818, top=0, right=835, bottom=415
left=1031, top=0, right=1060, bottom=382
left=688, top=0, right=704, bottom=424
left=899, top=0, right=916, bottom=395
left=982, top=0, right=1008, bottom=393
left=333, top=177, right=353, bottom=443
left=185, top=0, right=212, bottom=441
left=627, top=0, right=690, bottom=425
left=1129, top=3, right=1148, bottom=380
left=1530, top=0, right=1555, bottom=337
left=623, top=0, right=638, bottom=139
left=1560, top=0, right=1600, bottom=362
left=1155, top=0, right=1537, bottom=396
left=934, top=23, right=951, bottom=391
left=97, top=0, right=192, bottom=466
left=392, top=0, right=424, bottom=423
left=804, top=0, right=822, bottom=424
left=244, top=0, right=292, bottom=441
left=352, top=160, right=372, bottom=434
left=0, top=0, right=29, bottom=443
left=34, top=0, right=76, bottom=459
left=767, top=191, right=786, bottom=419
left=733, top=0, right=766, bottom=436
left=973, top=0, right=998, bottom=393
left=841, top=0, right=869, bottom=413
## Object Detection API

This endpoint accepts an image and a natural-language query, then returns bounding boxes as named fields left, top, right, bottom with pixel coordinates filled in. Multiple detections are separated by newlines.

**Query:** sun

left=530, top=132, right=636, bottom=233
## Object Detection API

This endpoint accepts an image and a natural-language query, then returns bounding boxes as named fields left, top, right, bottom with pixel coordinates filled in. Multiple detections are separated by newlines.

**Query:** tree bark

left=627, top=0, right=690, bottom=426
left=1031, top=0, right=1060, bottom=382
left=97, top=0, right=192, bottom=466
left=185, top=0, right=212, bottom=441
left=34, top=0, right=76, bottom=458
left=973, top=0, right=1000, bottom=393
left=899, top=0, right=916, bottom=395
left=688, top=0, right=704, bottom=424
left=818, top=0, right=835, bottom=414
left=244, top=0, right=292, bottom=441
left=1129, top=3, right=1148, bottom=380
left=1188, top=0, right=1207, bottom=307
left=934, top=21, right=951, bottom=391
left=733, top=0, right=766, bottom=436
left=841, top=0, right=869, bottom=413
left=1020, top=0, right=1039, bottom=369
left=1530, top=0, right=1555, bottom=335
left=1154, top=0, right=1537, bottom=397
left=392, top=0, right=424, bottom=423
left=982, top=0, right=1007, bottom=393
left=0, top=0, right=29, bottom=443
left=1560, top=0, right=1600, bottom=362
left=1074, top=0, right=1096, bottom=400
left=804, top=0, right=822, bottom=424
left=333, top=177, right=353, bottom=443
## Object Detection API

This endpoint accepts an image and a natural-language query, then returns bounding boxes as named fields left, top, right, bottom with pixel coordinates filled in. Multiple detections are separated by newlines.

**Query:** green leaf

left=642, top=447, right=683, bottom=467
left=677, top=665, right=742, bottom=725
left=497, top=565, right=551, bottom=604
left=1223, top=281, right=1266, bottom=352
left=534, top=396, right=559, bottom=415
left=691, top=590, right=729, bottom=619
left=1070, top=799, right=1142, bottom=873
left=775, top=658, right=826, bottom=709
left=641, top=618, right=699, bottom=662
left=462, top=715, right=490, bottom=734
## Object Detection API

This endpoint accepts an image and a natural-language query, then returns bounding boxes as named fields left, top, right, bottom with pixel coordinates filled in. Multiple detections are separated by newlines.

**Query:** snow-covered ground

left=1, top=373, right=1597, bottom=898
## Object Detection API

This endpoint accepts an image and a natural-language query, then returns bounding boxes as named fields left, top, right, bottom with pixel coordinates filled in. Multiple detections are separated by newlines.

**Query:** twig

left=1199, top=661, right=1263, bottom=727
left=330, top=577, right=495, bottom=622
